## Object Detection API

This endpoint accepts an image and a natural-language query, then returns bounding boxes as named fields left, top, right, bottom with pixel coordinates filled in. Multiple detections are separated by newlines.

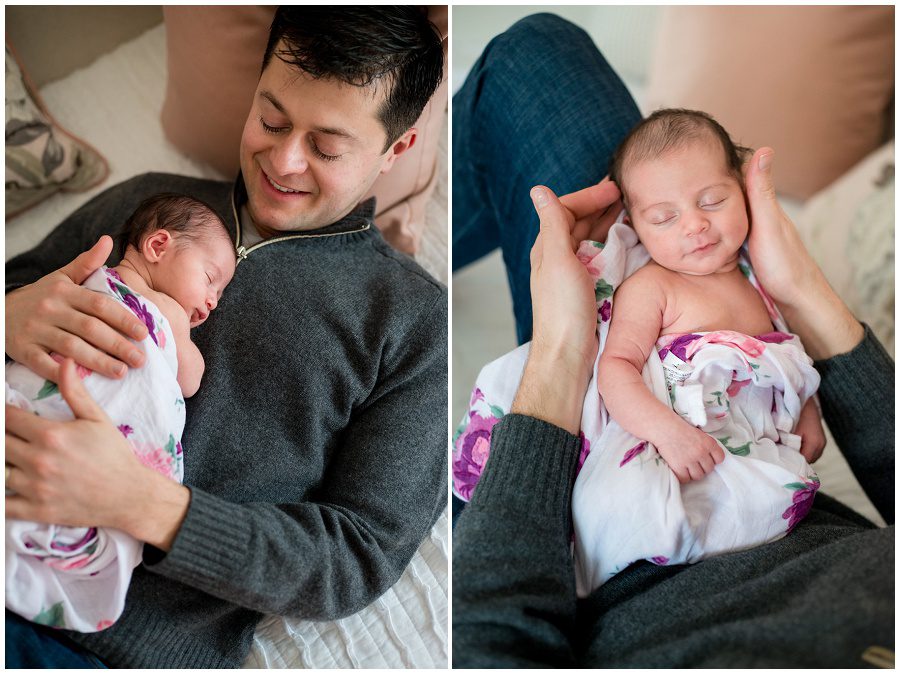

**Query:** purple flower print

left=619, top=441, right=647, bottom=467
left=598, top=300, right=611, bottom=323
left=576, top=433, right=591, bottom=475
left=117, top=424, right=134, bottom=437
left=782, top=478, right=820, bottom=532
left=658, top=334, right=702, bottom=362
left=106, top=268, right=123, bottom=282
left=649, top=556, right=669, bottom=565
left=452, top=409, right=503, bottom=501
left=757, top=331, right=793, bottom=344
left=121, top=293, right=158, bottom=346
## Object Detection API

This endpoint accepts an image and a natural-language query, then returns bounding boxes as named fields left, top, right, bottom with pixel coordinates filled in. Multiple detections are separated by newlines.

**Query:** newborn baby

left=6, top=193, right=236, bottom=632
left=573, top=108, right=824, bottom=593
left=598, top=109, right=825, bottom=482
left=452, top=109, right=825, bottom=598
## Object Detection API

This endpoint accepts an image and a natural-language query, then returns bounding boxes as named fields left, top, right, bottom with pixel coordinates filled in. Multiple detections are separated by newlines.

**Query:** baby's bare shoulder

left=146, top=290, right=189, bottom=337
left=619, top=261, right=673, bottom=295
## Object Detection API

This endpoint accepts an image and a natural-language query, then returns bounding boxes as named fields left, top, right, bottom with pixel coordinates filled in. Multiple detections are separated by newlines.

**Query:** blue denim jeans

left=452, top=12, right=642, bottom=345
left=452, top=13, right=642, bottom=525
left=6, top=610, right=107, bottom=668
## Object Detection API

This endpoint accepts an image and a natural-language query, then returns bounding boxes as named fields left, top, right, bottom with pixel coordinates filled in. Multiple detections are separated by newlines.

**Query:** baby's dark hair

left=609, top=108, right=753, bottom=209
left=118, top=193, right=229, bottom=258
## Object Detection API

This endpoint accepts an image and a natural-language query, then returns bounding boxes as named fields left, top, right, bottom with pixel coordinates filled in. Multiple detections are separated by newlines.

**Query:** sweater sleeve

left=5, top=186, right=127, bottom=294
left=143, top=289, right=449, bottom=620
left=452, top=413, right=583, bottom=668
left=814, top=324, right=894, bottom=524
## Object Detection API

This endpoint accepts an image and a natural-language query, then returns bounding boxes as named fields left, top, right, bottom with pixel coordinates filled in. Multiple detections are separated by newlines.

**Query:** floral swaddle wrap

left=452, top=219, right=820, bottom=596
left=6, top=267, right=185, bottom=632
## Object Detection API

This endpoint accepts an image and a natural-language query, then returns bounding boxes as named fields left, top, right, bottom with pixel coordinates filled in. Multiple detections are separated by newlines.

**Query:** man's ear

left=379, top=128, right=417, bottom=174
left=142, top=229, right=175, bottom=263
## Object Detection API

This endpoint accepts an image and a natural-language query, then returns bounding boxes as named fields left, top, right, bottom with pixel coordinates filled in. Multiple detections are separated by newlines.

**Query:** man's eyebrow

left=312, top=125, right=356, bottom=141
left=259, top=90, right=286, bottom=115
left=259, top=90, right=357, bottom=141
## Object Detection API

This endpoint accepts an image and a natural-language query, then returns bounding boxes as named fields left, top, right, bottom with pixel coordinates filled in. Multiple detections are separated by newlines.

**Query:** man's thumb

left=58, top=358, right=105, bottom=422
left=530, top=186, right=570, bottom=250
left=61, top=236, right=114, bottom=284
left=746, top=148, right=778, bottom=209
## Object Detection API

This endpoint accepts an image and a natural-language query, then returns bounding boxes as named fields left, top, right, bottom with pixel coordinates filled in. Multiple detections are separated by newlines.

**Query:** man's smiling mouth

left=264, top=172, right=306, bottom=194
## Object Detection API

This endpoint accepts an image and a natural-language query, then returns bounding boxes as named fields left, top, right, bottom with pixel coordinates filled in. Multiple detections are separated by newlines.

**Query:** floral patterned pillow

left=5, top=43, right=108, bottom=219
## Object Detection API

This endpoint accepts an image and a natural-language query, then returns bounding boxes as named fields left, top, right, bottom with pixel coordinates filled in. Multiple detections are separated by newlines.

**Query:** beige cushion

left=644, top=6, right=894, bottom=199
left=5, top=42, right=108, bottom=219
left=160, top=7, right=447, bottom=254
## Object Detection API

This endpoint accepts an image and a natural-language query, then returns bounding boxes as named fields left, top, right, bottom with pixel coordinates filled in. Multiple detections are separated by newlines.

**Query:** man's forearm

left=777, top=275, right=864, bottom=360
left=119, top=471, right=191, bottom=551
left=512, top=344, right=592, bottom=435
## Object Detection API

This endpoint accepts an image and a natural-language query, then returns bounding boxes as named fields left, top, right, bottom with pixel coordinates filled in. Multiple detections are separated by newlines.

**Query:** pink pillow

left=160, top=7, right=447, bottom=254
left=644, top=6, right=894, bottom=199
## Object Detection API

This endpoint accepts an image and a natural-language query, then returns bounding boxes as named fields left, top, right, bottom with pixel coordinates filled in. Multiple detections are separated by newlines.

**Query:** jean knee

left=497, top=12, right=595, bottom=59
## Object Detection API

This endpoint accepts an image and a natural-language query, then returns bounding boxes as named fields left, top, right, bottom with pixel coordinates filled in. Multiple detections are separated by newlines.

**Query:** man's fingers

left=57, top=298, right=146, bottom=370
left=59, top=236, right=115, bottom=285
left=17, top=345, right=63, bottom=383
left=71, top=284, right=148, bottom=342
left=6, top=403, right=49, bottom=443
left=530, top=186, right=575, bottom=256
left=558, top=180, right=621, bottom=221
left=58, top=359, right=107, bottom=423
left=745, top=147, right=780, bottom=216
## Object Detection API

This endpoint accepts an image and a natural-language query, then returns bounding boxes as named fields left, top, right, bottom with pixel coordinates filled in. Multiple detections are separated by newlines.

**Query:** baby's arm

left=153, top=294, right=205, bottom=398
left=795, top=398, right=826, bottom=463
left=598, top=269, right=725, bottom=483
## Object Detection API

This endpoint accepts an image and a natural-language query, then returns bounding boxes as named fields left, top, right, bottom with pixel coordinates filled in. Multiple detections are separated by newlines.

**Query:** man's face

left=240, top=47, right=408, bottom=236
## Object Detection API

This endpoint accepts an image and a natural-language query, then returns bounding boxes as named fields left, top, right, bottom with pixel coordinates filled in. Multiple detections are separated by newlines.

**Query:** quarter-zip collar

left=229, top=172, right=375, bottom=266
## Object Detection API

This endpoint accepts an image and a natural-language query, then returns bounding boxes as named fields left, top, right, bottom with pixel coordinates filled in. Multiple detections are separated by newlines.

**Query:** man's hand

left=655, top=423, right=726, bottom=484
left=744, top=148, right=863, bottom=359
left=511, top=181, right=621, bottom=435
left=6, top=359, right=190, bottom=550
left=6, top=235, right=148, bottom=382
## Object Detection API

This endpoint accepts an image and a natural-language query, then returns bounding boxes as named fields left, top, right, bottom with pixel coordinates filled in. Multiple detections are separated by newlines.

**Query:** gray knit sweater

left=6, top=173, right=448, bottom=668
left=453, top=327, right=893, bottom=667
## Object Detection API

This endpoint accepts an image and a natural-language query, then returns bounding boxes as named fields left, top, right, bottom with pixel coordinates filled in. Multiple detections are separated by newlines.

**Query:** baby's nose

left=206, top=296, right=218, bottom=311
left=684, top=214, right=710, bottom=235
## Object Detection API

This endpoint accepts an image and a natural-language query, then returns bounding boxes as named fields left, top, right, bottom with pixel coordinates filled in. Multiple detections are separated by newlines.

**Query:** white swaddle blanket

left=6, top=267, right=185, bottom=632
left=452, top=220, right=821, bottom=597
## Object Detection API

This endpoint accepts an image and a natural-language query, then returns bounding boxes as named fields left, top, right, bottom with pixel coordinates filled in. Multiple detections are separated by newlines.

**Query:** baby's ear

left=143, top=229, right=174, bottom=262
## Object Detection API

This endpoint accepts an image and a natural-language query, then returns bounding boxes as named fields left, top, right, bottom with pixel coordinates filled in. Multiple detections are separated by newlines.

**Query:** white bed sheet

left=5, top=24, right=448, bottom=668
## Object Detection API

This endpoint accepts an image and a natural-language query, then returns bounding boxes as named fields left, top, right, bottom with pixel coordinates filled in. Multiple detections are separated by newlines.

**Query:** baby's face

left=624, top=140, right=748, bottom=276
left=158, top=231, right=237, bottom=327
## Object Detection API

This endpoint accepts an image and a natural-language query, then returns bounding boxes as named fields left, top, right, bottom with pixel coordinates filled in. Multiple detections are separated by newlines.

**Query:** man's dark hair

left=262, top=6, right=443, bottom=151
left=610, top=108, right=753, bottom=209
left=118, top=193, right=230, bottom=258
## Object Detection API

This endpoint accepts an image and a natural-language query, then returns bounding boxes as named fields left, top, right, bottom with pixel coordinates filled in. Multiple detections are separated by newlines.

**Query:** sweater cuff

left=474, top=413, right=582, bottom=520
left=143, top=488, right=253, bottom=588
left=814, top=324, right=893, bottom=399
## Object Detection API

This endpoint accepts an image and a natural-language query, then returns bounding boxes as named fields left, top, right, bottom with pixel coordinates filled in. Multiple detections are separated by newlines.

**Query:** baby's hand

left=795, top=399, right=826, bottom=463
left=656, top=423, right=726, bottom=484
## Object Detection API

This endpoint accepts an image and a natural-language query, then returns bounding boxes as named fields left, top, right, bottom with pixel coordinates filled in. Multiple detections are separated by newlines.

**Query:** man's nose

left=269, top=134, right=309, bottom=175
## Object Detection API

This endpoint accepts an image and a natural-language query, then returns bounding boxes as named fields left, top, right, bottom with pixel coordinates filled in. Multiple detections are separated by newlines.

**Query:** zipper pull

left=236, top=246, right=249, bottom=265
